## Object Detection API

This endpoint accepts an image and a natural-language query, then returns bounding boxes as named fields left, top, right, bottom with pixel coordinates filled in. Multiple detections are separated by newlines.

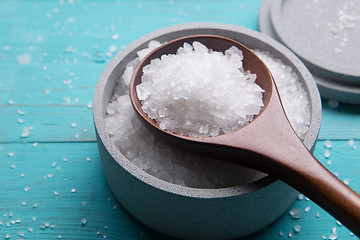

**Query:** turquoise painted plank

left=0, top=140, right=359, bottom=239
left=1, top=0, right=360, bottom=239
left=319, top=100, right=360, bottom=140
left=0, top=105, right=95, bottom=143
left=0, top=142, right=168, bottom=239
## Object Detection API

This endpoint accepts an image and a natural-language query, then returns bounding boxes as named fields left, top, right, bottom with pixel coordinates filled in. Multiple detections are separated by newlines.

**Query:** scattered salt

left=17, top=109, right=25, bottom=115
left=329, top=232, right=338, bottom=240
left=71, top=188, right=76, bottom=193
left=21, top=127, right=31, bottom=138
left=294, top=224, right=301, bottom=232
left=305, top=206, right=311, bottom=212
left=324, top=140, right=332, bottom=149
left=348, top=139, right=355, bottom=146
left=343, top=178, right=350, bottom=185
left=108, top=45, right=117, bottom=53
left=17, top=53, right=31, bottom=64
left=81, top=218, right=88, bottom=225
left=289, top=208, right=302, bottom=219
left=8, top=152, right=14, bottom=157
left=324, top=149, right=330, bottom=158
left=112, top=34, right=119, bottom=40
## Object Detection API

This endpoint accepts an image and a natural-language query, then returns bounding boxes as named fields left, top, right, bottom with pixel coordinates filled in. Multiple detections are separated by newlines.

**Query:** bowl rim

left=93, top=22, right=322, bottom=199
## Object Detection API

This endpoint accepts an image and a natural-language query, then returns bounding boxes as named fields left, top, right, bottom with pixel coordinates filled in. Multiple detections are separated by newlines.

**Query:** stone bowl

left=93, top=23, right=322, bottom=240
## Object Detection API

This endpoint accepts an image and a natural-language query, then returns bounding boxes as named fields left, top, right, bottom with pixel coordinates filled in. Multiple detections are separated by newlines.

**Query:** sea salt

left=289, top=208, right=302, bottom=219
left=17, top=53, right=31, bottom=64
left=137, top=42, right=263, bottom=137
left=105, top=41, right=311, bottom=188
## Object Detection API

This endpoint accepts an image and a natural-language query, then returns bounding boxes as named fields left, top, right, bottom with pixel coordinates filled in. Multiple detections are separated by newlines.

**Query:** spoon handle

left=206, top=86, right=360, bottom=235
left=267, top=137, right=360, bottom=236
left=227, top=92, right=360, bottom=236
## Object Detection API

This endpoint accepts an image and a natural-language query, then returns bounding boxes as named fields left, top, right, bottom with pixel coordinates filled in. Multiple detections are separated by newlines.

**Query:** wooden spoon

left=129, top=35, right=360, bottom=236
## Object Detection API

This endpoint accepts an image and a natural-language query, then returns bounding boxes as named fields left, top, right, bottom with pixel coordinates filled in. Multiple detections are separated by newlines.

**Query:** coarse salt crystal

left=289, top=208, right=302, bottom=219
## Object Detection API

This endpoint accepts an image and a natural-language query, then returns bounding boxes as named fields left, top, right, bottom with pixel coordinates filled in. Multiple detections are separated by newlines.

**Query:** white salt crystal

left=108, top=45, right=117, bottom=53
left=112, top=34, right=119, bottom=40
left=305, top=206, right=311, bottom=212
left=329, top=233, right=338, bottom=240
left=17, top=53, right=31, bottom=64
left=21, top=127, right=31, bottom=138
left=8, top=152, right=14, bottom=157
left=324, top=149, right=330, bottom=158
left=348, top=139, right=355, bottom=146
left=343, top=178, right=350, bottom=185
left=289, top=208, right=302, bottom=219
left=294, top=224, right=301, bottom=232
left=17, top=110, right=25, bottom=115
left=324, top=140, right=332, bottom=149
left=297, top=194, right=304, bottom=200
left=81, top=218, right=87, bottom=225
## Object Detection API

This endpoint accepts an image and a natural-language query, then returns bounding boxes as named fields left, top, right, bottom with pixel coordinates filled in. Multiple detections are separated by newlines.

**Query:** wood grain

left=1, top=0, right=360, bottom=239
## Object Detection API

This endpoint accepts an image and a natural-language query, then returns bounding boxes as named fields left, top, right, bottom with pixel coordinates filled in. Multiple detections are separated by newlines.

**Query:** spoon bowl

left=130, top=35, right=360, bottom=236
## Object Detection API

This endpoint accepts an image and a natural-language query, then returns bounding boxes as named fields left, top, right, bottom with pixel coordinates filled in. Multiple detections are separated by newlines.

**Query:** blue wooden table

left=1, top=0, right=360, bottom=239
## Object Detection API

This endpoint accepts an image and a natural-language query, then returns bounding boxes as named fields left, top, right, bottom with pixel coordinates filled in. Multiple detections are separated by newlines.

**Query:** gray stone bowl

left=93, top=23, right=322, bottom=240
